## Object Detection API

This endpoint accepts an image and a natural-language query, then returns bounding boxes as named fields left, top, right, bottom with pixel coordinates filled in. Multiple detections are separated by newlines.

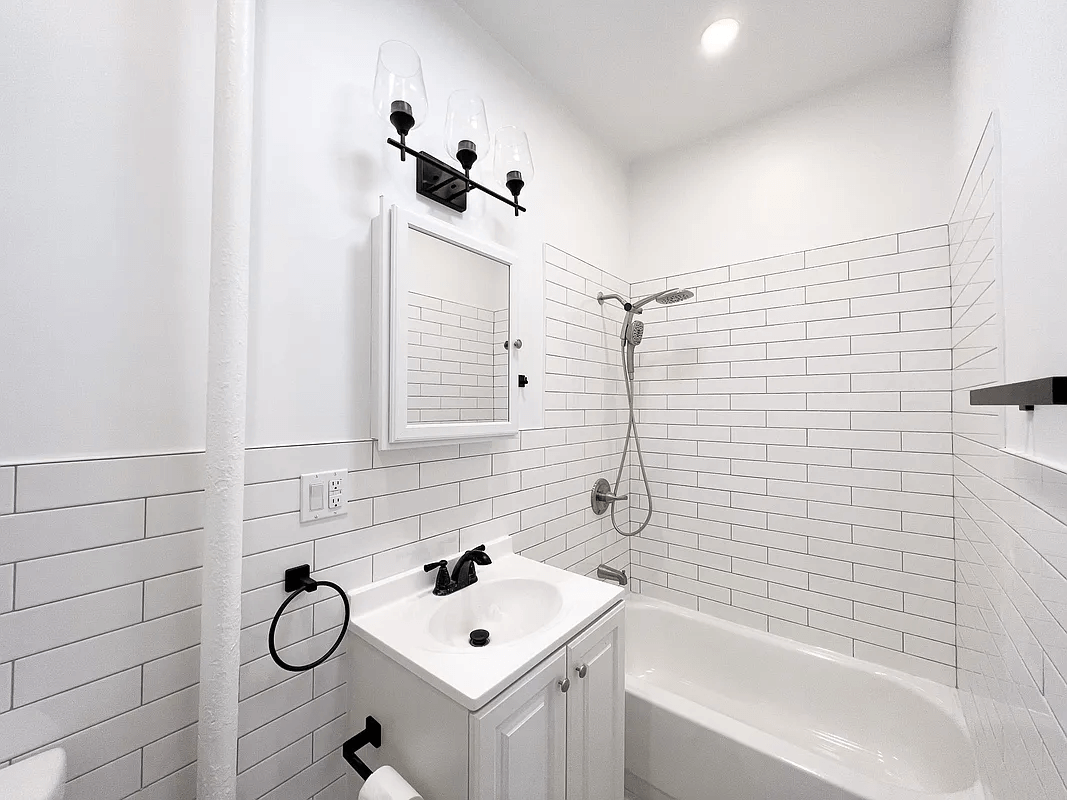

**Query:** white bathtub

left=624, top=597, right=982, bottom=800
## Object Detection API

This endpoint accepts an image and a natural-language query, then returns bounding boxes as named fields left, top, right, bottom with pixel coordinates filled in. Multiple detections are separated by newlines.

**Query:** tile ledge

left=1002, top=447, right=1067, bottom=479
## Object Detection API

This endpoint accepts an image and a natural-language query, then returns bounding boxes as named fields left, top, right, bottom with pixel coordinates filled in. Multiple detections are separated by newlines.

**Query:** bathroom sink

left=426, top=578, right=564, bottom=649
left=345, top=535, right=624, bottom=710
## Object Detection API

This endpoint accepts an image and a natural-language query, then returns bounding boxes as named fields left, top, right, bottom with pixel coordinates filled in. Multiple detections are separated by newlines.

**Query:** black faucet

left=450, top=545, right=492, bottom=590
left=423, top=545, right=493, bottom=596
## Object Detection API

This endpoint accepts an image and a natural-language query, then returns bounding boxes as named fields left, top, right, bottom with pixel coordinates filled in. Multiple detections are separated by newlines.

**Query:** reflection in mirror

left=406, top=229, right=509, bottom=424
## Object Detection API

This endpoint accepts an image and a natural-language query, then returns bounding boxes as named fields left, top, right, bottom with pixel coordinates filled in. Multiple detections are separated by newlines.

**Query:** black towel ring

left=268, top=564, right=350, bottom=673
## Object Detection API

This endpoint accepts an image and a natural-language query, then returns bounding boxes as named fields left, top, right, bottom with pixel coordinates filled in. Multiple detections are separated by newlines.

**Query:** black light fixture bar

left=387, top=138, right=527, bottom=215
left=969, top=377, right=1067, bottom=411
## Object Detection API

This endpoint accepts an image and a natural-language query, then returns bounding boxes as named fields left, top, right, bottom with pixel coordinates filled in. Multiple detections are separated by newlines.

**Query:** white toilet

left=0, top=750, right=66, bottom=800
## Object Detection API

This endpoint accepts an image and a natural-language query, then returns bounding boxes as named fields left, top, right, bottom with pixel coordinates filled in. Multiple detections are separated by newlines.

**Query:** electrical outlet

left=300, top=470, right=347, bottom=523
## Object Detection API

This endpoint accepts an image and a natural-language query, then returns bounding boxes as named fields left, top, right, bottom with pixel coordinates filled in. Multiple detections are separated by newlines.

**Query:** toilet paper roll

left=358, top=766, right=423, bottom=800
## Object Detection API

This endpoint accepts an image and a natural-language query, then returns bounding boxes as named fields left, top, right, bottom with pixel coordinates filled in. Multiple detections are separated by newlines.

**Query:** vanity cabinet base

left=347, top=601, right=625, bottom=800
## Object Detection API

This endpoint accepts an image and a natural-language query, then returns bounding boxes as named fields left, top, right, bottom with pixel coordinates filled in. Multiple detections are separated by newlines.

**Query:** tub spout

left=597, top=564, right=628, bottom=586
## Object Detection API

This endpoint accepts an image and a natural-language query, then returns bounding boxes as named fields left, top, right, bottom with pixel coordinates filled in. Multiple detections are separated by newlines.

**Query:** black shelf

left=969, top=377, right=1067, bottom=411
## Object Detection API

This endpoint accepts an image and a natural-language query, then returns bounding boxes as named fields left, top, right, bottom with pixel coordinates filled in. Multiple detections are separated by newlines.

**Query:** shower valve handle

left=591, top=478, right=629, bottom=516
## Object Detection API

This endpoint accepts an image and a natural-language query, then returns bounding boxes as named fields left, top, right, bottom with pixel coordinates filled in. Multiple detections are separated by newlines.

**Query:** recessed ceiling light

left=701, top=18, right=740, bottom=56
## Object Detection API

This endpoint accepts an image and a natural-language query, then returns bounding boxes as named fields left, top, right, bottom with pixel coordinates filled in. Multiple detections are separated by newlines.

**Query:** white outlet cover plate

left=300, top=470, right=347, bottom=523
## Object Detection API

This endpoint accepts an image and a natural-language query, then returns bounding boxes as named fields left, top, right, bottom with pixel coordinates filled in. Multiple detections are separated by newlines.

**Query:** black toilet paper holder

left=343, top=716, right=382, bottom=780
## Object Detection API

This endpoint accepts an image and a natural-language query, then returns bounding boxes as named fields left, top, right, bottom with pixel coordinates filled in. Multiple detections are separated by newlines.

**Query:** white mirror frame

left=372, top=201, right=521, bottom=449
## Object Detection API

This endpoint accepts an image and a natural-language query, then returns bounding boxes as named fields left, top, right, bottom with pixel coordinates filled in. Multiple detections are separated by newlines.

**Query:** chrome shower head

left=655, top=288, right=695, bottom=305
left=631, top=287, right=695, bottom=311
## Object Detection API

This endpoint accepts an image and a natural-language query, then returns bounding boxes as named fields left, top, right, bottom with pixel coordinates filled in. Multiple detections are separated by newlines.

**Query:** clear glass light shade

left=444, top=91, right=491, bottom=170
left=372, top=41, right=428, bottom=134
left=494, top=127, right=535, bottom=190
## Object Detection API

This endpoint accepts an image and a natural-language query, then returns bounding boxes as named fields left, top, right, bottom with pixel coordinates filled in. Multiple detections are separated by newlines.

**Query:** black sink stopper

left=470, top=629, right=490, bottom=647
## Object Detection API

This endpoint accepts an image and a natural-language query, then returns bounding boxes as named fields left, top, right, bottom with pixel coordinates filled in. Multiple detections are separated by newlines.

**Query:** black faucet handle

left=423, top=560, right=453, bottom=595
left=472, top=544, right=486, bottom=552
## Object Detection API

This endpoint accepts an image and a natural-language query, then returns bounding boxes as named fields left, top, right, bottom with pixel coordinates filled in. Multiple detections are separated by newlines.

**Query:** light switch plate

left=300, top=470, right=347, bottom=523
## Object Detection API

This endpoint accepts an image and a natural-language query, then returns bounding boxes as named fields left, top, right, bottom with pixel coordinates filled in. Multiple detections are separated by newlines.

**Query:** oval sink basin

left=427, top=578, right=564, bottom=650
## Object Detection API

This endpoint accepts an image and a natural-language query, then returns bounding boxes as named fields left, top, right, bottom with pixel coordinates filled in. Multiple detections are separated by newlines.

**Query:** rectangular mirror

left=406, top=229, right=509, bottom=424
left=373, top=204, right=521, bottom=449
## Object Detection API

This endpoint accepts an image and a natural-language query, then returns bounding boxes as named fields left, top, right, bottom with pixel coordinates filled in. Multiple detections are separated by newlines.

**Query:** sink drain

left=469, top=628, right=490, bottom=647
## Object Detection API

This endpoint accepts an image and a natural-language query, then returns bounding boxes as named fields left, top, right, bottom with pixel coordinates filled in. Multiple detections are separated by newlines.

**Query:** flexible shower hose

left=608, top=338, right=654, bottom=537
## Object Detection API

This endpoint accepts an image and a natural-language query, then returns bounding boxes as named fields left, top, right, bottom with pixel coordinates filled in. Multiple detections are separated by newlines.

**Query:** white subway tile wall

left=952, top=118, right=1067, bottom=797
left=0, top=246, right=629, bottom=800
left=626, top=226, right=957, bottom=683
left=17, top=187, right=1065, bottom=799
left=406, top=293, right=508, bottom=423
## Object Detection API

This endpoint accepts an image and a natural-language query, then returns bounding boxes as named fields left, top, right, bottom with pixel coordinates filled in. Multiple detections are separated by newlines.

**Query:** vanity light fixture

left=701, top=18, right=740, bottom=56
left=372, top=40, right=428, bottom=162
left=444, top=90, right=491, bottom=178
left=373, top=40, right=530, bottom=215
left=494, top=126, right=535, bottom=217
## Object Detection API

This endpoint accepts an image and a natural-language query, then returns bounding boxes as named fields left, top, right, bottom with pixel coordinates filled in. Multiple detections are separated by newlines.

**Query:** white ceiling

left=453, top=0, right=958, bottom=160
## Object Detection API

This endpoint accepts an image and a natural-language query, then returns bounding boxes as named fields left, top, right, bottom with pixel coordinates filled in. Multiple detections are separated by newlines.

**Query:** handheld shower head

left=627, top=319, right=644, bottom=346
left=621, top=316, right=644, bottom=379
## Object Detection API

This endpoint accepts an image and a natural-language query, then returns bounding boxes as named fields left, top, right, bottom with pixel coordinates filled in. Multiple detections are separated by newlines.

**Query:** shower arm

left=597, top=292, right=641, bottom=313
left=598, top=292, right=626, bottom=304
left=631, top=294, right=662, bottom=311
left=598, top=287, right=692, bottom=313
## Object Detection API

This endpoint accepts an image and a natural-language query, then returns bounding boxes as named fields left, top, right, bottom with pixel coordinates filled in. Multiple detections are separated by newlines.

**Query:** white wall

left=0, top=0, right=217, bottom=465
left=0, top=0, right=629, bottom=464
left=627, top=49, right=953, bottom=285
left=953, top=0, right=1067, bottom=467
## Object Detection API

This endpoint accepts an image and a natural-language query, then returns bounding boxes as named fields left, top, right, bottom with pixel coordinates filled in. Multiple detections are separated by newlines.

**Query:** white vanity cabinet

left=565, top=604, right=626, bottom=800
left=347, top=602, right=625, bottom=800
left=469, top=604, right=625, bottom=800
left=469, top=649, right=568, bottom=800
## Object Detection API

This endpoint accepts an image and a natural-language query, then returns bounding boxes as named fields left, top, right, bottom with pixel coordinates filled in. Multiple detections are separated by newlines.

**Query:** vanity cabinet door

left=566, top=603, right=625, bottom=800
left=469, top=649, right=568, bottom=800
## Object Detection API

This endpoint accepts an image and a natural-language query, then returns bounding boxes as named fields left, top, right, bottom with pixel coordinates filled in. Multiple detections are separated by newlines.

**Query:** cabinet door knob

left=558, top=677, right=570, bottom=693
left=575, top=664, right=588, bottom=679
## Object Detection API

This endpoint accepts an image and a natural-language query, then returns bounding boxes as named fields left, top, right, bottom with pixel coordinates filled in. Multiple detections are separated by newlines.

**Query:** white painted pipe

left=198, top=0, right=256, bottom=798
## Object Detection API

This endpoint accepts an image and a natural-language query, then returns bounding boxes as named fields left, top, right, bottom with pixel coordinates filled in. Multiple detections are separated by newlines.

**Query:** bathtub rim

left=624, top=594, right=982, bottom=800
